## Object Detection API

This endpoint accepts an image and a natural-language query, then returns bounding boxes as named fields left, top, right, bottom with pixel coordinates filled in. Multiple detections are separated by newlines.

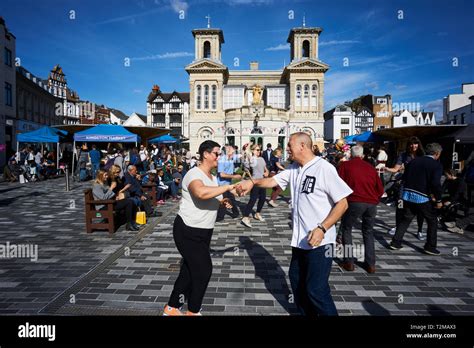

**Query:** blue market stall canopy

left=74, top=124, right=138, bottom=143
left=17, top=126, right=68, bottom=143
left=344, top=134, right=358, bottom=143
left=149, top=134, right=180, bottom=144
left=352, top=131, right=383, bottom=143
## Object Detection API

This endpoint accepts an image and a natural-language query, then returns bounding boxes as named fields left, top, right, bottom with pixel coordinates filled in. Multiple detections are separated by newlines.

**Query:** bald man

left=237, top=132, right=352, bottom=316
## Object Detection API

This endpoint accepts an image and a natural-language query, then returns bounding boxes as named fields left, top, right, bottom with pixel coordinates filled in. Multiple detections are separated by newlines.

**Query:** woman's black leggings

left=115, top=198, right=136, bottom=224
left=168, top=215, right=213, bottom=313
left=243, top=186, right=266, bottom=217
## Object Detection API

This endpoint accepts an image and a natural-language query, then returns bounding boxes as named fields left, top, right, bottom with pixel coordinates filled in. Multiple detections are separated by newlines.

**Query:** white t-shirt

left=274, top=156, right=353, bottom=250
left=178, top=166, right=223, bottom=229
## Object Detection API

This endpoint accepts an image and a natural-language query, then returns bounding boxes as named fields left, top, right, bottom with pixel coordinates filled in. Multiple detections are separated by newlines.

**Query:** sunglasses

left=212, top=152, right=221, bottom=157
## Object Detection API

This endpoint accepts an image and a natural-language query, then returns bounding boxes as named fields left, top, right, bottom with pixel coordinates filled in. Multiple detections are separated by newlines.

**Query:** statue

left=252, top=85, right=263, bottom=105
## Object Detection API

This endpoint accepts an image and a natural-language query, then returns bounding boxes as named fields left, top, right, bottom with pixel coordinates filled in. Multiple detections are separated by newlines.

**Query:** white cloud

left=365, top=81, right=379, bottom=90
left=319, top=40, right=361, bottom=46
left=131, top=51, right=193, bottom=61
left=264, top=43, right=290, bottom=51
left=170, top=0, right=189, bottom=13
left=422, top=98, right=444, bottom=121
left=325, top=71, right=372, bottom=108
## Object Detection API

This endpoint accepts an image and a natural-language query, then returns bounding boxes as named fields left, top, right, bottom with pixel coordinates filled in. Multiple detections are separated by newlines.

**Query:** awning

left=54, top=124, right=169, bottom=142
left=374, top=125, right=466, bottom=141
left=74, top=124, right=138, bottom=143
left=17, top=126, right=67, bottom=143
left=439, top=124, right=474, bottom=143
left=149, top=134, right=180, bottom=144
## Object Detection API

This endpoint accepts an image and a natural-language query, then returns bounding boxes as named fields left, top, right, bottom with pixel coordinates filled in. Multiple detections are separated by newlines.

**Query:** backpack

left=104, top=157, right=115, bottom=171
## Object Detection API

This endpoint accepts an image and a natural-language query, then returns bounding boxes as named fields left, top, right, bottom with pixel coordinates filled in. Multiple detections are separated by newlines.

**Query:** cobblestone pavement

left=0, top=179, right=473, bottom=315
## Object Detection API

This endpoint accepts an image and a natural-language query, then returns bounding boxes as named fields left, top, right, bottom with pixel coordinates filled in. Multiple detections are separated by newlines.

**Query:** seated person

left=92, top=170, right=139, bottom=231
left=124, top=165, right=157, bottom=217
left=4, top=158, right=21, bottom=182
left=108, top=164, right=130, bottom=198
left=41, top=157, right=56, bottom=179
left=142, top=172, right=166, bottom=205
left=163, top=163, right=180, bottom=200
left=441, top=169, right=468, bottom=233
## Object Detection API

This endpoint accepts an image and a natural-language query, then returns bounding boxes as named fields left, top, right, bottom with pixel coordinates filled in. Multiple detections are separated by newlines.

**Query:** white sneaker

left=254, top=213, right=265, bottom=222
left=241, top=217, right=252, bottom=228
left=389, top=227, right=396, bottom=236
left=417, top=231, right=426, bottom=241
left=447, top=226, right=464, bottom=234
left=268, top=200, right=278, bottom=208
left=444, top=221, right=456, bottom=228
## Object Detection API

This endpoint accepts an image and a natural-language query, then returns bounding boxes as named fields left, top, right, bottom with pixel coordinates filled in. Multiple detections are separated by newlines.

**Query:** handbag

left=136, top=210, right=146, bottom=225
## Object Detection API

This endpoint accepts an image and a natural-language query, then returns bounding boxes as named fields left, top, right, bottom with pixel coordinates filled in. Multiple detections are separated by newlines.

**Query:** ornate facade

left=185, top=25, right=329, bottom=154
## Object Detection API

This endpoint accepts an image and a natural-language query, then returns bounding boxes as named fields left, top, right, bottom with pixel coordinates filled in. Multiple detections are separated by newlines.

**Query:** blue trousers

left=289, top=245, right=338, bottom=316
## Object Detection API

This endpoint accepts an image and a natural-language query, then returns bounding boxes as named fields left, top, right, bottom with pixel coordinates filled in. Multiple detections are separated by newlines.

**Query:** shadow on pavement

left=362, top=299, right=391, bottom=316
left=239, top=236, right=298, bottom=314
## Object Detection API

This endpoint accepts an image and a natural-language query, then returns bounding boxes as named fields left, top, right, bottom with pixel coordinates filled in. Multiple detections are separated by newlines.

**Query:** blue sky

left=1, top=0, right=473, bottom=119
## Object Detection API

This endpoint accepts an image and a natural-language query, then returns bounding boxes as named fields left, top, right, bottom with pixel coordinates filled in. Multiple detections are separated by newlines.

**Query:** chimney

left=152, top=84, right=160, bottom=92
left=250, top=61, right=259, bottom=71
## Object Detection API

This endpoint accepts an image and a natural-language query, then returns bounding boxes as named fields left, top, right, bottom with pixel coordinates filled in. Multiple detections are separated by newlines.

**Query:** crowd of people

left=3, top=147, right=59, bottom=183
left=5, top=134, right=471, bottom=317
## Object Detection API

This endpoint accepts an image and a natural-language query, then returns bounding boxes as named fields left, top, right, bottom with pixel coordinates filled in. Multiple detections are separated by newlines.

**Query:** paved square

left=0, top=179, right=473, bottom=315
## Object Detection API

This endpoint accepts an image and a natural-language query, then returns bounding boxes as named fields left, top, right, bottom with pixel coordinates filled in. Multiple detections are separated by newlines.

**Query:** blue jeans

left=91, top=162, right=100, bottom=180
left=164, top=181, right=178, bottom=197
left=289, top=245, right=338, bottom=316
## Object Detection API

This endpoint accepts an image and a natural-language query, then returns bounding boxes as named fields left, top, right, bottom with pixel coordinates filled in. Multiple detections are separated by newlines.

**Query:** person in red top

left=337, top=145, right=384, bottom=274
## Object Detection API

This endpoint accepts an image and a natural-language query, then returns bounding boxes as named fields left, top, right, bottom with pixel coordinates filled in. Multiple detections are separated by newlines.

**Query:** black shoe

left=423, top=247, right=441, bottom=256
left=126, top=223, right=139, bottom=231
left=389, top=242, right=403, bottom=250
left=216, top=217, right=225, bottom=222
left=132, top=223, right=143, bottom=230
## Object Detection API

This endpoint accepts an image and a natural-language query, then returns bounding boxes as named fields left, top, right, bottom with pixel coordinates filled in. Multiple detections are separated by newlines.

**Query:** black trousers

left=115, top=198, right=136, bottom=224
left=217, top=191, right=240, bottom=219
left=393, top=201, right=438, bottom=250
left=168, top=215, right=213, bottom=313
left=243, top=186, right=266, bottom=217
left=340, top=202, right=377, bottom=266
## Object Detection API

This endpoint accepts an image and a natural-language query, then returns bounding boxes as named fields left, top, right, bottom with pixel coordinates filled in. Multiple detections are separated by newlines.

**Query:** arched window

left=203, top=41, right=211, bottom=59
left=211, top=85, right=217, bottom=110
left=196, top=85, right=202, bottom=109
left=311, top=84, right=318, bottom=108
left=303, top=84, right=309, bottom=107
left=296, top=85, right=301, bottom=107
left=204, top=85, right=209, bottom=109
left=302, top=40, right=310, bottom=58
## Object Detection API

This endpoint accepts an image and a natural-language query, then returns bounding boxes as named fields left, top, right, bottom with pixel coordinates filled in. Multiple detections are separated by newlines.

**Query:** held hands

left=235, top=180, right=254, bottom=197
left=220, top=198, right=233, bottom=209
left=307, top=227, right=325, bottom=247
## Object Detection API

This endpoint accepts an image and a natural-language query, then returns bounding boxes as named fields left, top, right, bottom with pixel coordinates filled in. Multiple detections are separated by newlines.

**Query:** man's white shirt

left=274, top=156, right=353, bottom=250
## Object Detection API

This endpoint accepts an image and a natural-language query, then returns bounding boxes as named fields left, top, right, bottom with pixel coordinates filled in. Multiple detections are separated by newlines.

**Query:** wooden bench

left=142, top=183, right=157, bottom=206
left=84, top=188, right=117, bottom=235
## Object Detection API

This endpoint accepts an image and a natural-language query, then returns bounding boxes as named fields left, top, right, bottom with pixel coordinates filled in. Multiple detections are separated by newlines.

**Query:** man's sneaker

left=389, top=242, right=403, bottom=250
left=163, top=305, right=183, bottom=316
left=268, top=200, right=278, bottom=208
left=241, top=217, right=252, bottom=228
left=417, top=231, right=426, bottom=241
left=185, top=310, right=202, bottom=316
left=254, top=213, right=265, bottom=222
left=444, top=221, right=456, bottom=228
left=388, top=227, right=396, bottom=236
left=423, top=248, right=441, bottom=256
left=447, top=226, right=464, bottom=234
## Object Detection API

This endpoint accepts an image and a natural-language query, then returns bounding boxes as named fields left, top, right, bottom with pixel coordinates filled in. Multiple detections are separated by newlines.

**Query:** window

left=223, top=87, right=244, bottom=109
left=376, top=98, right=387, bottom=104
left=402, top=117, right=407, bottom=124
left=302, top=40, right=310, bottom=58
left=5, top=82, right=12, bottom=106
left=303, top=84, right=309, bottom=107
left=203, top=41, right=211, bottom=59
left=204, top=85, right=209, bottom=109
left=196, top=85, right=202, bottom=109
left=311, top=84, right=317, bottom=108
left=341, top=118, right=350, bottom=124
left=170, top=114, right=182, bottom=123
left=156, top=102, right=164, bottom=109
left=296, top=85, right=302, bottom=107
left=4, top=48, right=12, bottom=67
left=212, top=85, right=217, bottom=110
left=266, top=87, right=286, bottom=109
left=340, top=129, right=350, bottom=138
left=172, top=102, right=180, bottom=109
left=461, top=113, right=465, bottom=124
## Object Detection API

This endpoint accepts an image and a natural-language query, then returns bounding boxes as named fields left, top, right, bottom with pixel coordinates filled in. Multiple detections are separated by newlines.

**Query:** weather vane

left=205, top=14, right=211, bottom=28
left=303, top=13, right=306, bottom=27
